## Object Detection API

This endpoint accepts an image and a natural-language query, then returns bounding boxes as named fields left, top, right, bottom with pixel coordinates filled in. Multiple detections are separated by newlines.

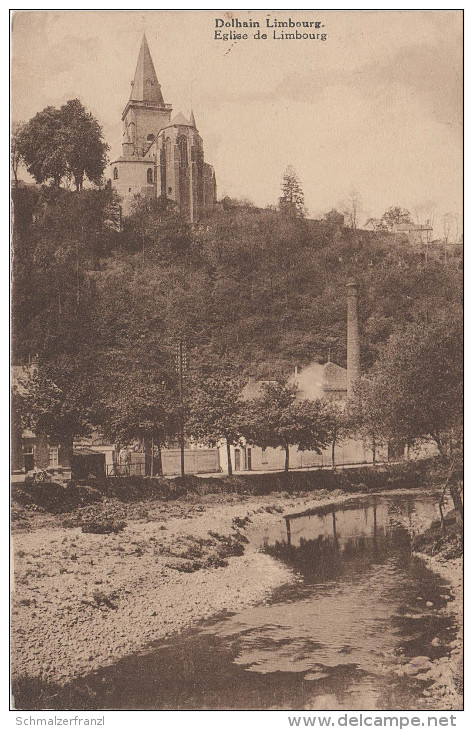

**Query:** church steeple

left=120, top=33, right=172, bottom=156
left=130, top=34, right=164, bottom=104
left=189, top=109, right=197, bottom=129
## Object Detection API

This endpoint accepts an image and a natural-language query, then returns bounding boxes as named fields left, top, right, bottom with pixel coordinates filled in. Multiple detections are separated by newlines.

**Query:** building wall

left=161, top=448, right=220, bottom=475
left=220, top=437, right=388, bottom=473
left=156, top=125, right=215, bottom=219
left=112, top=159, right=156, bottom=214
left=123, top=104, right=172, bottom=157
left=113, top=123, right=216, bottom=220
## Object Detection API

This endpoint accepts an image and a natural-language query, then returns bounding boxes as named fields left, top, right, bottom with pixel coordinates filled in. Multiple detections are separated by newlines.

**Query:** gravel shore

left=412, top=553, right=463, bottom=710
left=11, top=489, right=349, bottom=686
left=11, top=485, right=462, bottom=712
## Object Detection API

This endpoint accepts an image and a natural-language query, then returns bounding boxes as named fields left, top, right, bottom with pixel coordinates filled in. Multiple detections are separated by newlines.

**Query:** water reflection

left=265, top=499, right=414, bottom=583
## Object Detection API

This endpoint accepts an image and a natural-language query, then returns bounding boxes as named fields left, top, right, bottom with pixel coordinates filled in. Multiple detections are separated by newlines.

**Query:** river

left=20, top=491, right=458, bottom=710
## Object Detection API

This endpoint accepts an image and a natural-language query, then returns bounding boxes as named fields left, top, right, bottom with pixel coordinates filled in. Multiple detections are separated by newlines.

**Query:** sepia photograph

left=10, top=9, right=463, bottom=713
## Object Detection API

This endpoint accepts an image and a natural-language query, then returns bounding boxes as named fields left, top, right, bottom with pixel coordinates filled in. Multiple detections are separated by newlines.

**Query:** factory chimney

left=346, top=281, right=361, bottom=396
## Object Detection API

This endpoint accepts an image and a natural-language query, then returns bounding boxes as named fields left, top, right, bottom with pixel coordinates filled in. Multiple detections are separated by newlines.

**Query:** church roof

left=171, top=111, right=192, bottom=126
left=130, top=34, right=164, bottom=104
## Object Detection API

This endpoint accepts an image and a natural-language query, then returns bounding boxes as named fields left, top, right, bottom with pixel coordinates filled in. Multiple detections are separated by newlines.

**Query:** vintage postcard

left=10, top=9, right=463, bottom=716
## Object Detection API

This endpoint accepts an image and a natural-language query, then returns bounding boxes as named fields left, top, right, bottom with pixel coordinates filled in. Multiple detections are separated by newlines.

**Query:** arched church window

left=178, top=136, right=188, bottom=167
left=165, top=138, right=172, bottom=167
left=113, top=167, right=119, bottom=180
left=147, top=168, right=154, bottom=184
left=126, top=122, right=136, bottom=142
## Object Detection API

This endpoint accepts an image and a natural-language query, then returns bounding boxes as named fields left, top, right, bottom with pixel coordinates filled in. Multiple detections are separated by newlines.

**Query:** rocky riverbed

left=11, top=485, right=462, bottom=711
left=11, top=488, right=350, bottom=687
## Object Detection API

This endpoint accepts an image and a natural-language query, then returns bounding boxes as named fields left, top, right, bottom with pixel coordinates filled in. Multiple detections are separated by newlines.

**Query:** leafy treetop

left=16, top=99, right=109, bottom=190
left=278, top=166, right=307, bottom=218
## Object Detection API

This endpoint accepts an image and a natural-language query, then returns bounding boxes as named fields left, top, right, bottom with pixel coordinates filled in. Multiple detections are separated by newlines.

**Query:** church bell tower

left=121, top=34, right=172, bottom=157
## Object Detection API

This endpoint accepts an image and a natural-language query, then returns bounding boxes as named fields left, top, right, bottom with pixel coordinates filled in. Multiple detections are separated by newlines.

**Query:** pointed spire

left=171, top=111, right=191, bottom=126
left=189, top=109, right=197, bottom=129
left=130, top=34, right=164, bottom=104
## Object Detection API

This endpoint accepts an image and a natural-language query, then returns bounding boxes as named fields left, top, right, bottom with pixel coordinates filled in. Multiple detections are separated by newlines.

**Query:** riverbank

left=11, top=464, right=461, bottom=709
left=412, top=520, right=463, bottom=711
left=12, top=485, right=355, bottom=698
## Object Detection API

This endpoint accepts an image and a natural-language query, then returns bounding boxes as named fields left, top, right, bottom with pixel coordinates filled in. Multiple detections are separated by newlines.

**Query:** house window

left=22, top=442, right=35, bottom=472
left=147, top=168, right=154, bottom=184
left=49, top=446, right=59, bottom=468
left=113, top=167, right=119, bottom=180
left=261, top=448, right=268, bottom=464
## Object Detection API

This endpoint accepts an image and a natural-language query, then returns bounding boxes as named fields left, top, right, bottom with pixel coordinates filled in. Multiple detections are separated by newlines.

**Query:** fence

left=105, top=448, right=220, bottom=477
left=106, top=463, right=145, bottom=477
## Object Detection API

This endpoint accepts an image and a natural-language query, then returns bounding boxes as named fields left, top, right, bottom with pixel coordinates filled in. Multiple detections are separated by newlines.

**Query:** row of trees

left=17, top=365, right=334, bottom=477
left=16, top=305, right=462, bottom=478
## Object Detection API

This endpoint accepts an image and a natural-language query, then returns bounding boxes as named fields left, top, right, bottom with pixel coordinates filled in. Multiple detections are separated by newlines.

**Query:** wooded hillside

left=12, top=187, right=462, bottom=382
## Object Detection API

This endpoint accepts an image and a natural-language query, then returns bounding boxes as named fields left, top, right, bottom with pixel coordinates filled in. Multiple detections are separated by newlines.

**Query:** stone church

left=111, top=34, right=216, bottom=219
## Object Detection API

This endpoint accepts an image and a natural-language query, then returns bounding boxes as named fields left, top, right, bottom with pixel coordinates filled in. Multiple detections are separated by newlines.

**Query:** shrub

left=81, top=518, right=126, bottom=534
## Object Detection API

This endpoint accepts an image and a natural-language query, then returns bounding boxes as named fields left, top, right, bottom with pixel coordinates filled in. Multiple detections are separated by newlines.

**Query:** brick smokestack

left=346, top=281, right=361, bottom=396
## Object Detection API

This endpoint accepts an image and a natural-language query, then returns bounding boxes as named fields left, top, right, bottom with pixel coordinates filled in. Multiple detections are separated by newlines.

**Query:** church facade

left=111, top=35, right=216, bottom=219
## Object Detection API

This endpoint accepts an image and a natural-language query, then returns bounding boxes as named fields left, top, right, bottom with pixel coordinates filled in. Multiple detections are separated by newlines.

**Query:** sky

left=11, top=10, right=463, bottom=235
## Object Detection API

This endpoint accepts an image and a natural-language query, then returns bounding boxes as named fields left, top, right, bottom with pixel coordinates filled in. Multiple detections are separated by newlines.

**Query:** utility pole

left=177, top=340, right=186, bottom=477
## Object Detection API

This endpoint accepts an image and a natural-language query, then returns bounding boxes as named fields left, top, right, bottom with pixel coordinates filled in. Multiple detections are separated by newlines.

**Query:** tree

left=381, top=206, right=413, bottom=230
left=343, top=188, right=361, bottom=230
left=365, top=217, right=386, bottom=231
left=92, top=324, right=181, bottom=477
left=124, top=194, right=191, bottom=264
left=11, top=185, right=122, bottom=364
left=352, top=312, right=462, bottom=468
left=11, top=121, right=25, bottom=187
left=324, top=402, right=353, bottom=469
left=323, top=209, right=344, bottom=227
left=17, top=106, right=67, bottom=187
left=107, top=382, right=179, bottom=477
left=16, top=357, right=95, bottom=464
left=17, top=100, right=109, bottom=190
left=244, top=383, right=331, bottom=472
left=186, top=377, right=245, bottom=475
left=349, top=377, right=387, bottom=465
left=369, top=313, right=462, bottom=457
left=278, top=166, right=307, bottom=218
left=59, top=100, right=109, bottom=190
left=359, top=314, right=463, bottom=513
